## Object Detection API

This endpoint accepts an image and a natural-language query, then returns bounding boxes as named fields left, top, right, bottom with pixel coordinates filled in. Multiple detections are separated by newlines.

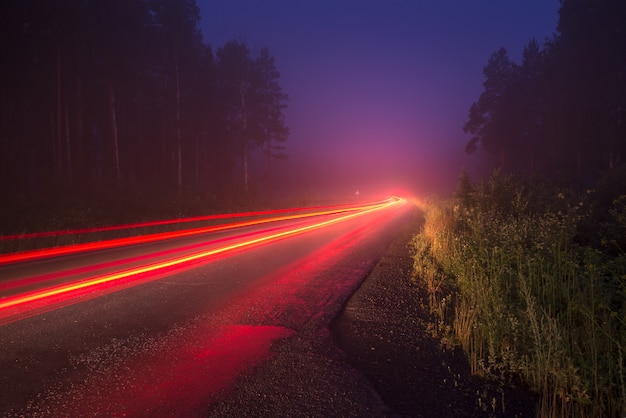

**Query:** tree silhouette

left=253, top=47, right=289, bottom=189
left=463, top=47, right=517, bottom=168
left=465, top=0, right=626, bottom=186
left=216, top=41, right=289, bottom=194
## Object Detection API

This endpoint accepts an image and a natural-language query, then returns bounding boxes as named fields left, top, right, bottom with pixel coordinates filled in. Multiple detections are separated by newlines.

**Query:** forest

left=0, top=0, right=289, bottom=233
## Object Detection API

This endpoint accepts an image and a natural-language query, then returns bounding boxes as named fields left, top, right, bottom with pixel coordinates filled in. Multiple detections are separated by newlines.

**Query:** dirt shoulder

left=207, top=208, right=539, bottom=417
left=331, top=210, right=539, bottom=417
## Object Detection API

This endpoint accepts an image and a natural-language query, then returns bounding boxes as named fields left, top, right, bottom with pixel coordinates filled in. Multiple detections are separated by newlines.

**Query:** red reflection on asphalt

left=64, top=325, right=295, bottom=416
left=8, top=198, right=408, bottom=415
left=0, top=198, right=404, bottom=324
left=217, top=204, right=403, bottom=327
left=0, top=198, right=397, bottom=265
left=0, top=201, right=368, bottom=241
left=0, top=222, right=296, bottom=295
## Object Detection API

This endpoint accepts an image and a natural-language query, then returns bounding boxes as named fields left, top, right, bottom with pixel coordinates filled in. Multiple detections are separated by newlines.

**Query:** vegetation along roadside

left=411, top=169, right=626, bottom=418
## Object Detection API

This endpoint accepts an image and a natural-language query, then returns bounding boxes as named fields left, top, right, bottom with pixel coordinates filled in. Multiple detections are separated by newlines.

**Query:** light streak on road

left=0, top=200, right=373, bottom=241
left=0, top=198, right=398, bottom=266
left=0, top=197, right=405, bottom=321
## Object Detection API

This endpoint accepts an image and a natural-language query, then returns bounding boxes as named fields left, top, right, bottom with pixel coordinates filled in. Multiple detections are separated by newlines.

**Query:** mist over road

left=0, top=198, right=410, bottom=416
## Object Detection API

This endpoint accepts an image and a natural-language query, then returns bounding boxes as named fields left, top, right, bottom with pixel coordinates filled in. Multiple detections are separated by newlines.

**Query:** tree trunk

left=239, top=80, right=249, bottom=193
left=175, top=51, right=182, bottom=196
left=0, top=66, right=7, bottom=194
left=55, top=38, right=63, bottom=183
left=194, top=134, right=199, bottom=186
left=64, top=99, right=72, bottom=187
left=107, top=78, right=121, bottom=185
left=266, top=140, right=272, bottom=181
left=265, top=140, right=273, bottom=201
left=74, top=75, right=84, bottom=190
left=243, top=141, right=249, bottom=193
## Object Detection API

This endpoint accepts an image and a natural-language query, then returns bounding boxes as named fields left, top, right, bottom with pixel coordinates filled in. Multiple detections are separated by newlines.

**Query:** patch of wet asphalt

left=206, top=209, right=539, bottom=417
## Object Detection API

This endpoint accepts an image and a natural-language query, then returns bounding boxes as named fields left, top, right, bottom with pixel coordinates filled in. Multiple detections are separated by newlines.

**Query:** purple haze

left=197, top=0, right=559, bottom=199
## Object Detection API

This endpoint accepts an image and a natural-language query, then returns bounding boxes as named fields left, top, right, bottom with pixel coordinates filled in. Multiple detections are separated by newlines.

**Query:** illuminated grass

left=412, top=171, right=626, bottom=418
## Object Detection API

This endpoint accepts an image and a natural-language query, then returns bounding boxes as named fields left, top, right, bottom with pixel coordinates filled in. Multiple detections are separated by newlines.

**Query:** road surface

left=0, top=198, right=409, bottom=416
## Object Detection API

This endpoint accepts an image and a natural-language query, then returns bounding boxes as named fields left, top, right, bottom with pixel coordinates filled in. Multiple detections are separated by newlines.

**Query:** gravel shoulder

left=206, top=208, right=539, bottom=417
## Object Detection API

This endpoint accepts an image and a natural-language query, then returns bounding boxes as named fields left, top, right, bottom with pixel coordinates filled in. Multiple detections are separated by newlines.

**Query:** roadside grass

left=412, top=170, right=626, bottom=418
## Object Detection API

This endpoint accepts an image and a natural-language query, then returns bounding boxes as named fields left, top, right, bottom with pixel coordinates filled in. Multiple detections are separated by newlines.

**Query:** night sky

left=197, top=1, right=559, bottom=198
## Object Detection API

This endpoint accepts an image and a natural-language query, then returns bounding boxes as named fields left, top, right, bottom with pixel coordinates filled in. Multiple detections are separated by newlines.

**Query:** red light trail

left=0, top=197, right=405, bottom=322
left=0, top=198, right=398, bottom=266
left=0, top=200, right=374, bottom=241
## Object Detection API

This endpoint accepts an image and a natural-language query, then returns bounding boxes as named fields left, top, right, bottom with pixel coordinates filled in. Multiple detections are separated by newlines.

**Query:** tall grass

left=412, top=170, right=626, bottom=417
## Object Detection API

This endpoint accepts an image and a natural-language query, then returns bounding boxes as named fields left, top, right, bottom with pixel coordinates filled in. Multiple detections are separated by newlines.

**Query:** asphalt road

left=0, top=200, right=410, bottom=416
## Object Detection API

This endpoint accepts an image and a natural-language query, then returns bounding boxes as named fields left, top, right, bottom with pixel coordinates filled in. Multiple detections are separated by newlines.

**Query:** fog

left=199, top=0, right=559, bottom=200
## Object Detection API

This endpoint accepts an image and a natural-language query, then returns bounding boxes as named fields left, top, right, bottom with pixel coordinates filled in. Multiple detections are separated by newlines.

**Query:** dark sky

left=197, top=0, right=559, bottom=198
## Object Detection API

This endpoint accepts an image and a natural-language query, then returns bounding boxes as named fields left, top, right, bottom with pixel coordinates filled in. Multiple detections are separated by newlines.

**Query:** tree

left=515, top=39, right=546, bottom=175
left=216, top=40, right=254, bottom=193
left=463, top=47, right=518, bottom=168
left=216, top=41, right=289, bottom=194
left=252, top=47, right=289, bottom=190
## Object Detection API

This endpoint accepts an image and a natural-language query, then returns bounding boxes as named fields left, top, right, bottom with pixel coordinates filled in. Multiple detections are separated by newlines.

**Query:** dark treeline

left=464, top=0, right=626, bottom=186
left=0, top=0, right=288, bottom=230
